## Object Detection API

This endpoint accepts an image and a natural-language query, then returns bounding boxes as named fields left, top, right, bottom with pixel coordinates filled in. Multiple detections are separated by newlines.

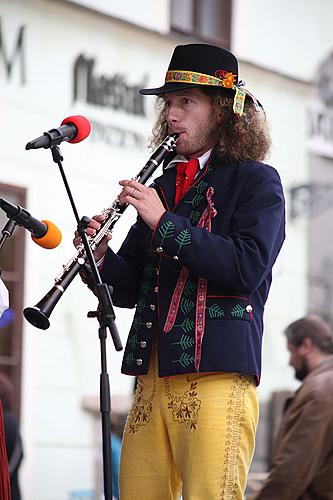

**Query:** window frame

left=170, top=0, right=232, bottom=49
left=0, top=182, right=26, bottom=420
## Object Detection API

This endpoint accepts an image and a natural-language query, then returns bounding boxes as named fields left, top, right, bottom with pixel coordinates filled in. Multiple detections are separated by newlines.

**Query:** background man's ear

left=299, top=337, right=313, bottom=355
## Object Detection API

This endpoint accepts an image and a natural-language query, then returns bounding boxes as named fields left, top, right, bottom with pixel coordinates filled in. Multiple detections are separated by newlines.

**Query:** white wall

left=232, top=0, right=333, bottom=81
left=65, top=0, right=170, bottom=34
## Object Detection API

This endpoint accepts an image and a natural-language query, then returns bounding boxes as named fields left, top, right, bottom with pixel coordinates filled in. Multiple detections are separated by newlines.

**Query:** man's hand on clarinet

left=73, top=214, right=112, bottom=262
left=119, top=179, right=165, bottom=230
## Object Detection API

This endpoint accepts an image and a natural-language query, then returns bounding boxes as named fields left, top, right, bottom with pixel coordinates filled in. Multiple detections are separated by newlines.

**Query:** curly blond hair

left=148, top=88, right=271, bottom=162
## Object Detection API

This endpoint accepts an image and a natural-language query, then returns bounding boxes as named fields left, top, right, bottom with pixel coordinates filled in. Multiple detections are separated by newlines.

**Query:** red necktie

left=175, top=158, right=199, bottom=204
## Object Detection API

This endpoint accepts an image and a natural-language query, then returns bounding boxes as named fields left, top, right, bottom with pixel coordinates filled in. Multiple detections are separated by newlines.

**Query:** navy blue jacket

left=97, top=154, right=285, bottom=383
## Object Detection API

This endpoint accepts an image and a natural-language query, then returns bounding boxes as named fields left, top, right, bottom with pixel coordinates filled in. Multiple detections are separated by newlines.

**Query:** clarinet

left=23, top=133, right=179, bottom=330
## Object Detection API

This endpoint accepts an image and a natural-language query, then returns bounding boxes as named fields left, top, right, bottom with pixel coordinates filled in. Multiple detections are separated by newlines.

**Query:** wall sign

left=0, top=18, right=26, bottom=84
left=307, top=53, right=333, bottom=158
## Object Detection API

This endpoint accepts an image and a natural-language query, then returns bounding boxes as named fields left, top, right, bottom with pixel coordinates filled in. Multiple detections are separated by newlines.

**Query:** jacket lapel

left=153, top=167, right=177, bottom=211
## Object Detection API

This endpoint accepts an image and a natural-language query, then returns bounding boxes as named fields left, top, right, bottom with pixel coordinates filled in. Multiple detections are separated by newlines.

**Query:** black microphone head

left=25, top=141, right=34, bottom=150
left=25, top=135, right=49, bottom=150
left=0, top=198, right=19, bottom=217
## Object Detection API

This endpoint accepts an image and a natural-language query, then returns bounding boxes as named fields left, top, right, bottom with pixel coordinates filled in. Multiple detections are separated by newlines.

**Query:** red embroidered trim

left=195, top=276, right=207, bottom=371
left=163, top=267, right=189, bottom=332
left=197, top=187, right=217, bottom=226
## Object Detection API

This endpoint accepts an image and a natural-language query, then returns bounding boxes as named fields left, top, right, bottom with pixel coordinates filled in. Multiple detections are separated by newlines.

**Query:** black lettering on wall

left=0, top=19, right=26, bottom=84
left=73, top=53, right=146, bottom=116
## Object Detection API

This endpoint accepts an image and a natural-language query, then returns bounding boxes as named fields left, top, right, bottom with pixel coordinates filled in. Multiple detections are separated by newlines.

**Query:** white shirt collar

left=165, top=149, right=212, bottom=171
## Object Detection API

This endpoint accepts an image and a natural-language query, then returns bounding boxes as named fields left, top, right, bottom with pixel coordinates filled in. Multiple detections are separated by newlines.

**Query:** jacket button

left=154, top=286, right=158, bottom=293
left=136, top=359, right=143, bottom=366
left=173, top=255, right=179, bottom=260
left=146, top=322, right=152, bottom=328
left=156, top=247, right=163, bottom=253
left=150, top=304, right=156, bottom=311
left=246, top=305, right=253, bottom=313
left=140, top=341, right=147, bottom=348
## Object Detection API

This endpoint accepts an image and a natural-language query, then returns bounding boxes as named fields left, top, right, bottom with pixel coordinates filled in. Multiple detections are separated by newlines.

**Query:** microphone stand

left=0, top=217, right=15, bottom=315
left=0, top=218, right=17, bottom=250
left=50, top=145, right=123, bottom=500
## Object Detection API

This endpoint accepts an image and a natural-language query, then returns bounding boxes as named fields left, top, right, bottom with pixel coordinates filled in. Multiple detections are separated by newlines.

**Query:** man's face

left=287, top=341, right=310, bottom=381
left=164, top=88, right=220, bottom=158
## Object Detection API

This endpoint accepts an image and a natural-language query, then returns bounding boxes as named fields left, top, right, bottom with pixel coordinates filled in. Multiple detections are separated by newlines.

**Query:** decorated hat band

left=165, top=69, right=236, bottom=88
left=165, top=69, right=261, bottom=117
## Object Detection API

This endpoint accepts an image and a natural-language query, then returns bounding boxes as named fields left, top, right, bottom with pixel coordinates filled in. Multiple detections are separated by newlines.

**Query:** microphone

left=0, top=198, right=62, bottom=249
left=25, top=115, right=91, bottom=150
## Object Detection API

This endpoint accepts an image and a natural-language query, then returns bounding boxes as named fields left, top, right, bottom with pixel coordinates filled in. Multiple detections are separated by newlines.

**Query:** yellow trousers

left=119, top=353, right=258, bottom=500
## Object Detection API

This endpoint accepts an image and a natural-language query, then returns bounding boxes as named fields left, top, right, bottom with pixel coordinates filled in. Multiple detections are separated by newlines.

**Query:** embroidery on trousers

left=127, top=375, right=157, bottom=434
left=164, top=378, right=201, bottom=430
left=220, top=374, right=251, bottom=498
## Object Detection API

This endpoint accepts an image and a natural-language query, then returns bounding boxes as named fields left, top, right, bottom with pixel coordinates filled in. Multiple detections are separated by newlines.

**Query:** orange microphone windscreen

left=31, top=220, right=62, bottom=249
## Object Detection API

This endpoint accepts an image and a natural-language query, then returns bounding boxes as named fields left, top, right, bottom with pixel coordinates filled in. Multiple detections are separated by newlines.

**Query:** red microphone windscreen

left=61, top=115, right=91, bottom=144
left=31, top=220, right=62, bottom=249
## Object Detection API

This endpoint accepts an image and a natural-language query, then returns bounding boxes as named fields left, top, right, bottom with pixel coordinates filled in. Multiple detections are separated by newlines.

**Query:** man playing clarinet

left=76, top=43, right=285, bottom=499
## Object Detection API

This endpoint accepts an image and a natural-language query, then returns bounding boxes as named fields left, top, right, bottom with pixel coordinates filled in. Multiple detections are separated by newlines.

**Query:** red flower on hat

left=222, top=72, right=235, bottom=88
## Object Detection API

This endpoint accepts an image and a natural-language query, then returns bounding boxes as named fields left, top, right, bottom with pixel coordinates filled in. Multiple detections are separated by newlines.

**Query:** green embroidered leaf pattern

left=136, top=297, right=146, bottom=313
left=132, top=316, right=142, bottom=331
left=207, top=304, right=225, bottom=318
left=144, top=261, right=155, bottom=277
left=183, top=280, right=196, bottom=297
left=189, top=210, right=201, bottom=225
left=180, top=297, right=195, bottom=315
left=186, top=193, right=204, bottom=208
left=128, top=334, right=138, bottom=350
left=172, top=352, right=195, bottom=368
left=180, top=317, right=195, bottom=333
left=206, top=164, right=214, bottom=173
left=158, top=220, right=175, bottom=244
left=172, top=334, right=195, bottom=350
left=231, top=304, right=245, bottom=318
left=195, top=180, right=209, bottom=194
left=125, top=352, right=134, bottom=366
left=175, top=229, right=191, bottom=253
left=140, top=280, right=150, bottom=295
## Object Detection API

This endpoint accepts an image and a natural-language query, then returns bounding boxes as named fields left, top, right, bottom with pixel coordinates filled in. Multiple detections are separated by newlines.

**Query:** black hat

left=140, top=44, right=261, bottom=116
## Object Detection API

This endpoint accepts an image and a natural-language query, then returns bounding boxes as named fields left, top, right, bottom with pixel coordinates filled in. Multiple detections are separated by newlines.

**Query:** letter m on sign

left=0, top=19, right=26, bottom=84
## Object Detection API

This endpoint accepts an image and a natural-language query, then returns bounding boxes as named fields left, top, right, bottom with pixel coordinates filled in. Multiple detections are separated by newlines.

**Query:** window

left=0, top=183, right=25, bottom=419
left=171, top=0, right=232, bottom=48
